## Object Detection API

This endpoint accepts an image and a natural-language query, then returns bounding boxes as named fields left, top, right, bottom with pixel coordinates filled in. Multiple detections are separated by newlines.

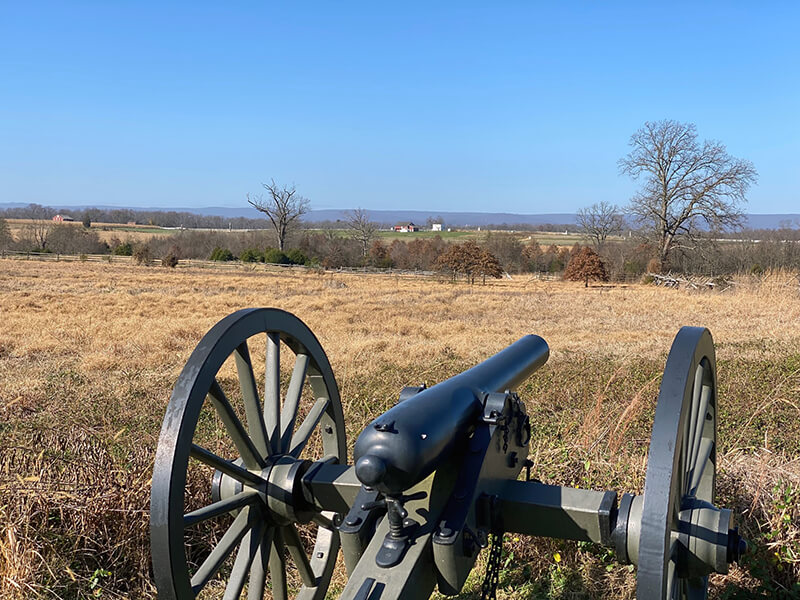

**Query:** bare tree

left=247, top=180, right=310, bottom=251
left=619, top=120, right=757, bottom=265
left=0, top=217, right=12, bottom=251
left=346, top=208, right=378, bottom=259
left=576, top=201, right=625, bottom=250
left=20, top=203, right=53, bottom=250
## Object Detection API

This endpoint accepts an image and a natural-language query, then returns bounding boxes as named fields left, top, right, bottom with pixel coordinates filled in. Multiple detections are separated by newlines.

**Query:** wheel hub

left=618, top=493, right=746, bottom=576
left=211, top=455, right=315, bottom=526
left=676, top=498, right=741, bottom=577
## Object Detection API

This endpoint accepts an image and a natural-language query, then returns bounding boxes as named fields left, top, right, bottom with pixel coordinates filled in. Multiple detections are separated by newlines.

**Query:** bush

left=209, top=246, right=234, bottom=261
left=623, top=259, right=647, bottom=278
left=264, top=248, right=291, bottom=265
left=285, top=248, right=308, bottom=265
left=161, top=253, right=179, bottom=268
left=132, top=244, right=151, bottom=266
left=240, top=248, right=264, bottom=263
left=646, top=257, right=663, bottom=274
left=563, top=247, right=609, bottom=287
left=112, top=242, right=133, bottom=256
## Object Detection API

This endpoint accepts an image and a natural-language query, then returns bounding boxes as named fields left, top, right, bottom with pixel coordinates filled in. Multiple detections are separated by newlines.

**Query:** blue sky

left=1, top=2, right=798, bottom=214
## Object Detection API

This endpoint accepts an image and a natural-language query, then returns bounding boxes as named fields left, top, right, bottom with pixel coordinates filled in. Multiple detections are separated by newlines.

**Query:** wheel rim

left=151, top=308, right=346, bottom=599
left=637, top=327, right=717, bottom=600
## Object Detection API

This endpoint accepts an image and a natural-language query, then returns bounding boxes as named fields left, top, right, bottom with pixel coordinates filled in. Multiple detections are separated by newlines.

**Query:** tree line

left=2, top=213, right=799, bottom=280
left=3, top=119, right=796, bottom=278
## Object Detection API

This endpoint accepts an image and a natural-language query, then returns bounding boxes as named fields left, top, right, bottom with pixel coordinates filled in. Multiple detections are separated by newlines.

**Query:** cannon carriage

left=151, top=308, right=746, bottom=600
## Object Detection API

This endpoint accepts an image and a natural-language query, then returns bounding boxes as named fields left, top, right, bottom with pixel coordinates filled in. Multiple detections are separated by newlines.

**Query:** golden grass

left=1, top=260, right=799, bottom=598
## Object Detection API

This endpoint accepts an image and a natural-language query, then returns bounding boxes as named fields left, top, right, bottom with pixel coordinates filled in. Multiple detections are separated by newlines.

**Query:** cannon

left=151, top=308, right=746, bottom=600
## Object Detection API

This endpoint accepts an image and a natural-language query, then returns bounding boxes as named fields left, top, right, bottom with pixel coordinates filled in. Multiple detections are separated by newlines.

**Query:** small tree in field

left=564, top=246, right=608, bottom=287
left=435, top=241, right=503, bottom=284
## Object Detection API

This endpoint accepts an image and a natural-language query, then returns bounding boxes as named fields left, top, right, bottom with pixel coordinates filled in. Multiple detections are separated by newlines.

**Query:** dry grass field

left=1, top=260, right=799, bottom=599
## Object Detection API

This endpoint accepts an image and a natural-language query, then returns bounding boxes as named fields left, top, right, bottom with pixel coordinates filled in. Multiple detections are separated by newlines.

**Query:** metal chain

left=480, top=531, right=504, bottom=600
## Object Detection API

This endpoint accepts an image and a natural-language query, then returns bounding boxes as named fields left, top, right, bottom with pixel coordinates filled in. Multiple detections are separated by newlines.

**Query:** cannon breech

left=353, top=334, right=550, bottom=495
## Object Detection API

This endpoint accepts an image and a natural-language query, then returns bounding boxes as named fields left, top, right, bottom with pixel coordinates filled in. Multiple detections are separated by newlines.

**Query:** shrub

left=264, top=248, right=291, bottom=265
left=646, top=257, right=663, bottom=274
left=623, top=259, right=646, bottom=278
left=112, top=242, right=133, bottom=256
left=240, top=248, right=264, bottom=263
left=285, top=248, right=308, bottom=265
left=435, top=241, right=503, bottom=284
left=161, top=253, right=179, bottom=268
left=209, top=246, right=234, bottom=261
left=563, top=247, right=609, bottom=287
left=132, top=244, right=151, bottom=266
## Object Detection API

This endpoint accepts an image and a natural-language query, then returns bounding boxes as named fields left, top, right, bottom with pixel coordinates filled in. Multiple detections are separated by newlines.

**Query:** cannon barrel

left=353, top=335, right=549, bottom=494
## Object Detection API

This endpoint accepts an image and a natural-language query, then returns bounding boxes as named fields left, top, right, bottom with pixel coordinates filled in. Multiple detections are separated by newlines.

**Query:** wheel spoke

left=248, top=527, right=275, bottom=600
left=269, top=527, right=288, bottom=600
left=190, top=507, right=251, bottom=594
left=688, top=437, right=714, bottom=497
left=683, top=365, right=704, bottom=491
left=289, top=397, right=329, bottom=458
left=686, top=576, right=708, bottom=600
left=235, top=341, right=270, bottom=459
left=665, top=555, right=678, bottom=599
left=283, top=524, right=317, bottom=587
left=209, top=378, right=265, bottom=469
left=184, top=491, right=259, bottom=528
left=279, top=353, right=309, bottom=453
left=265, top=332, right=282, bottom=455
left=190, top=444, right=265, bottom=488
left=223, top=519, right=265, bottom=600
left=689, top=385, right=711, bottom=472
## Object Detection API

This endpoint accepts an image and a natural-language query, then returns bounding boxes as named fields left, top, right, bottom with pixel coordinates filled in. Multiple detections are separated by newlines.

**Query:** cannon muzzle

left=353, top=335, right=549, bottom=494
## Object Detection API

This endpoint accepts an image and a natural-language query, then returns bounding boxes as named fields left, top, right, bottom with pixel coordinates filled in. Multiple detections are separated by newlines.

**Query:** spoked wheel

left=637, top=327, right=738, bottom=600
left=151, top=308, right=346, bottom=600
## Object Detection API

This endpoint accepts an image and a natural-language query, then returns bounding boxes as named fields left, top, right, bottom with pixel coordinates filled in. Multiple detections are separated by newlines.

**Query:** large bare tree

left=247, top=180, right=310, bottom=250
left=619, top=120, right=757, bottom=264
left=346, top=208, right=378, bottom=259
left=576, top=201, right=625, bottom=250
left=21, top=203, right=53, bottom=250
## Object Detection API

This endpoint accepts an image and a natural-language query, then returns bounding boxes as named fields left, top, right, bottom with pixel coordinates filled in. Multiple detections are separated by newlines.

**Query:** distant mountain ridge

left=0, top=202, right=797, bottom=229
